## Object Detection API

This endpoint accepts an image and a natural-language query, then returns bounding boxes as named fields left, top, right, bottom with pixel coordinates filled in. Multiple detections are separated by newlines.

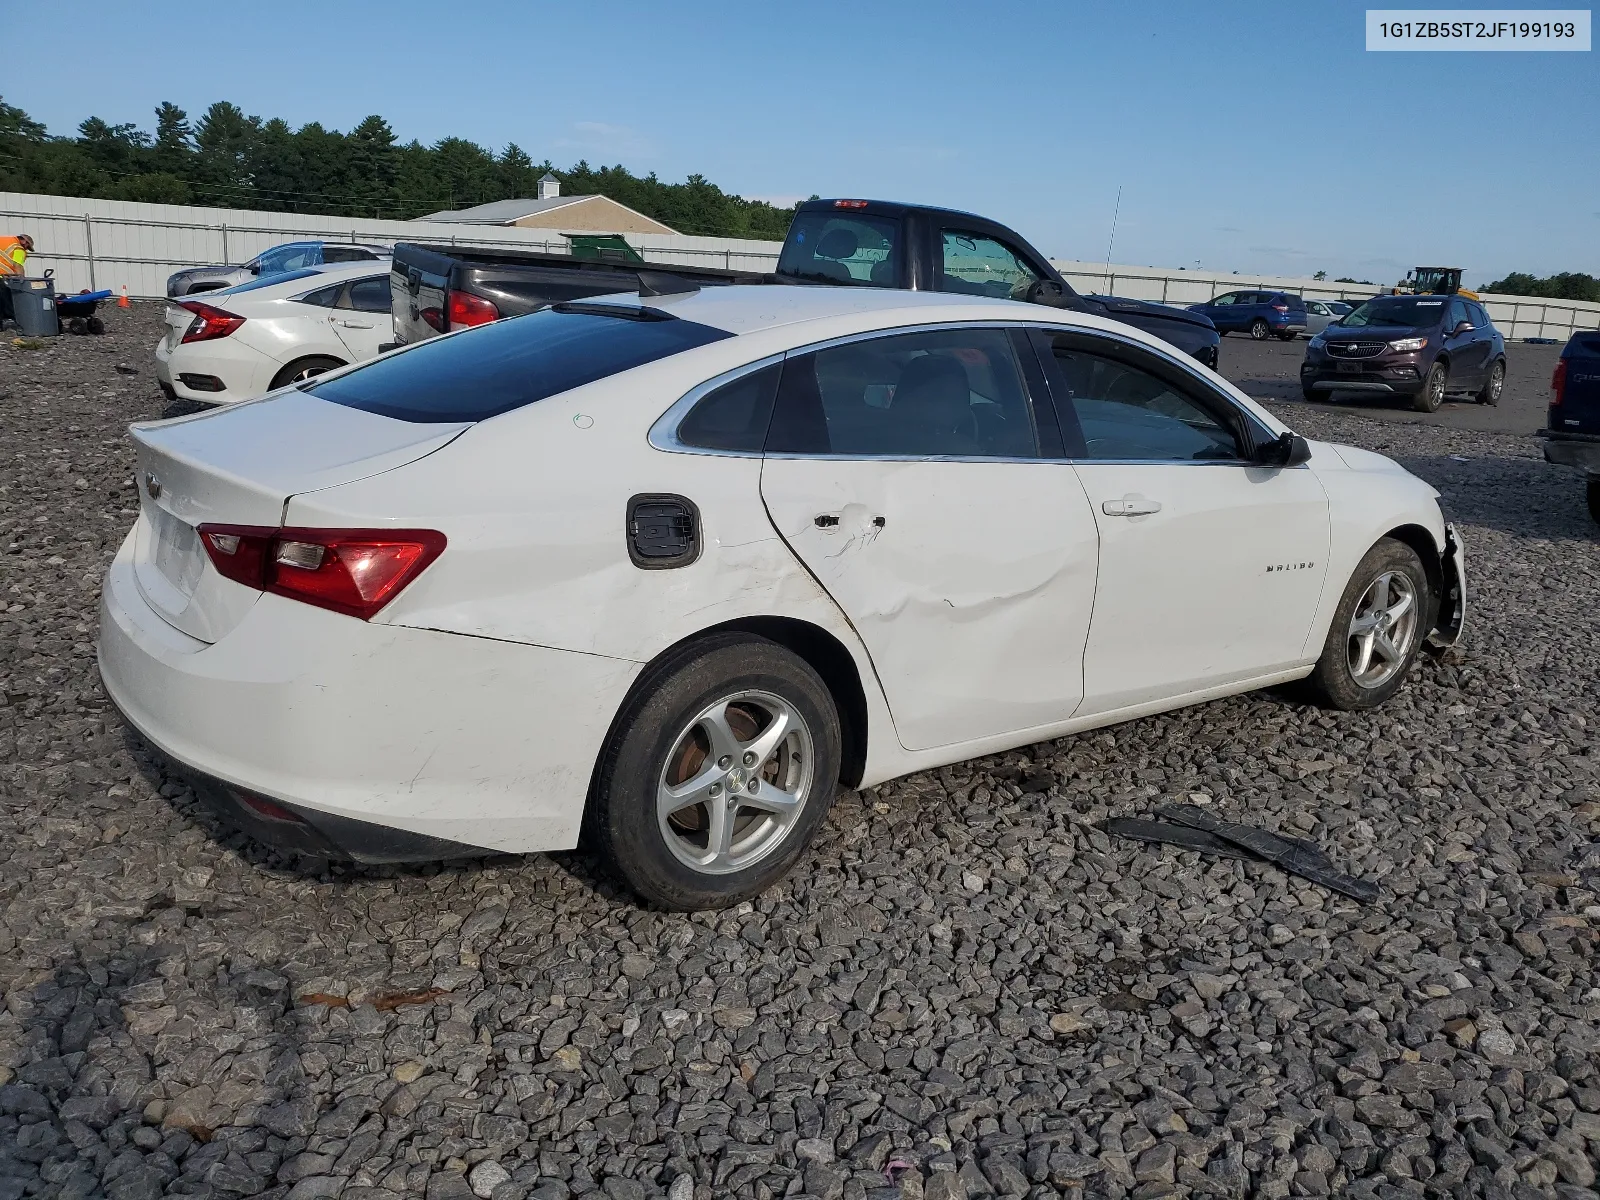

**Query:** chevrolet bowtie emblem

left=144, top=473, right=162, bottom=500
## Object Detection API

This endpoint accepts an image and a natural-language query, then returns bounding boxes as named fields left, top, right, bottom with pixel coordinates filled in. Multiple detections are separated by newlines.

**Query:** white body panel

left=102, top=285, right=1457, bottom=859
left=1072, top=461, right=1330, bottom=713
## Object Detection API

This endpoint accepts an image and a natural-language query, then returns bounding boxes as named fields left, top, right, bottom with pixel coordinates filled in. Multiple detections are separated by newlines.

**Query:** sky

left=7, top=0, right=1598, bottom=285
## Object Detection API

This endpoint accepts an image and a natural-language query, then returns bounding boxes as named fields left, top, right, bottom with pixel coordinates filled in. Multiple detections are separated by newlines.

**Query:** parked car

left=391, top=198, right=1222, bottom=369
left=102, top=285, right=1464, bottom=908
left=155, top=262, right=394, bottom=405
left=167, top=241, right=390, bottom=298
left=1301, top=293, right=1506, bottom=413
left=1538, top=329, right=1600, bottom=523
left=1188, top=290, right=1308, bottom=340
left=1302, top=299, right=1347, bottom=336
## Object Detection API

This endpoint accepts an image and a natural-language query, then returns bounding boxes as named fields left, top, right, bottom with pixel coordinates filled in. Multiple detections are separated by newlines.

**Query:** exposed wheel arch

left=594, top=618, right=870, bottom=801
left=1378, top=524, right=1444, bottom=621
left=270, top=354, right=347, bottom=391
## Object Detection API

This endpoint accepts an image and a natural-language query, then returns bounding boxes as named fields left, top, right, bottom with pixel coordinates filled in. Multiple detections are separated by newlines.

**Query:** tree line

left=1482, top=271, right=1600, bottom=303
left=0, top=97, right=799, bottom=240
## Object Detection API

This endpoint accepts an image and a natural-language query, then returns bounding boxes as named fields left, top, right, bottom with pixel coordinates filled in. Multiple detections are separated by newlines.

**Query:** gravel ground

left=3, top=306, right=1599, bottom=1200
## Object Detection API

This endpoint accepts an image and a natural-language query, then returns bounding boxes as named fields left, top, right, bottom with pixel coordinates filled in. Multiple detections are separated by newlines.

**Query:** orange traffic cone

left=118, top=285, right=130, bottom=309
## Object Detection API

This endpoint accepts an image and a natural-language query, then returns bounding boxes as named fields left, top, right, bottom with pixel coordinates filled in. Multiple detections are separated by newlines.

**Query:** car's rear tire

left=1588, top=479, right=1600, bottom=525
left=587, top=634, right=842, bottom=910
left=1250, top=319, right=1270, bottom=340
left=1305, top=539, right=1433, bottom=711
left=270, top=355, right=345, bottom=390
left=1412, top=362, right=1447, bottom=413
left=1476, top=359, right=1504, bottom=405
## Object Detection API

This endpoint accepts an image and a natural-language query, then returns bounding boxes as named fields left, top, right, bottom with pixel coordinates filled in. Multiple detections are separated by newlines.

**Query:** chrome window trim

left=648, top=318, right=1290, bottom=467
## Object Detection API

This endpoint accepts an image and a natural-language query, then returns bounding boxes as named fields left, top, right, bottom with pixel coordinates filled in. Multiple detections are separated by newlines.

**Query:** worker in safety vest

left=0, top=234, right=32, bottom=276
left=0, top=234, right=33, bottom=328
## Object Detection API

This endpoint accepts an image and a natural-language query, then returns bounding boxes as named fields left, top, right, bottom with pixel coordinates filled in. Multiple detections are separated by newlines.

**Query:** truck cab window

left=775, top=213, right=900, bottom=287
left=939, top=231, right=1040, bottom=301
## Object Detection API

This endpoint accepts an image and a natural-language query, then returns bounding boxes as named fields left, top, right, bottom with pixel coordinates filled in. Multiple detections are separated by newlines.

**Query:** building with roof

left=418, top=173, right=676, bottom=236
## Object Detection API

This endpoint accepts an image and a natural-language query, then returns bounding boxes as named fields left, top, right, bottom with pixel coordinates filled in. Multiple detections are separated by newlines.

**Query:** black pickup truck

left=390, top=198, right=1220, bottom=367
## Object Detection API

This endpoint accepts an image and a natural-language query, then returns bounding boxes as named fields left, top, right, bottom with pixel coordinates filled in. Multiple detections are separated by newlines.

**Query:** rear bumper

left=1540, top=430, right=1600, bottom=475
left=154, top=336, right=277, bottom=405
left=97, top=528, right=641, bottom=860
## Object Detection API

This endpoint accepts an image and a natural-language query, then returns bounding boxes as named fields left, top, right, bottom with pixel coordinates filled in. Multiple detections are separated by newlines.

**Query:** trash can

left=4, top=276, right=60, bottom=337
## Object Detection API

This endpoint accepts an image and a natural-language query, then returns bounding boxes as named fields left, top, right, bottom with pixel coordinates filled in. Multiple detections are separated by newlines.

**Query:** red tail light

left=179, top=301, right=246, bottom=343
left=1271, top=303, right=1289, bottom=312
left=446, top=290, right=499, bottom=329
left=198, top=525, right=446, bottom=620
left=419, top=306, right=445, bottom=332
left=833, top=199, right=870, bottom=209
left=1551, top=359, right=1566, bottom=407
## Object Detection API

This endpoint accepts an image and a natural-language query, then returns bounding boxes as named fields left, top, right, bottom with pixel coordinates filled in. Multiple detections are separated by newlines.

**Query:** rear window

left=308, top=306, right=732, bottom=423
left=777, top=212, right=901, bottom=287
left=1282, top=293, right=1306, bottom=310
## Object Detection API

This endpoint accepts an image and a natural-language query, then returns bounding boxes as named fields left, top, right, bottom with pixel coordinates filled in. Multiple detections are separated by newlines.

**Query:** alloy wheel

left=291, top=364, right=331, bottom=383
left=1250, top=319, right=1269, bottom=340
left=657, top=690, right=815, bottom=875
left=1346, top=571, right=1419, bottom=689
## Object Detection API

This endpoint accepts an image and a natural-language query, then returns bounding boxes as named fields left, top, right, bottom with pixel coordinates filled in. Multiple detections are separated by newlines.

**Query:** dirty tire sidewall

left=1307, top=538, right=1433, bottom=711
left=1413, top=362, right=1446, bottom=413
left=1250, top=319, right=1269, bottom=340
left=590, top=634, right=841, bottom=910
left=1477, top=359, right=1504, bottom=405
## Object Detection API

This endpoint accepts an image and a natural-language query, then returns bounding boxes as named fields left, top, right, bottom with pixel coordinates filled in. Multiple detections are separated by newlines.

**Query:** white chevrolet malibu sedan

left=101, top=285, right=1464, bottom=909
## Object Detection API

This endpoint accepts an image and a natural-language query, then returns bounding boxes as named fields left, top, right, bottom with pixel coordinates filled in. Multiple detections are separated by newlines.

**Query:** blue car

left=1540, top=329, right=1600, bottom=523
left=1188, top=289, right=1308, bottom=341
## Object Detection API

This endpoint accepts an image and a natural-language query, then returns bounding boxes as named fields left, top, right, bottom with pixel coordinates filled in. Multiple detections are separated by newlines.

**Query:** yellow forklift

left=1392, top=266, right=1480, bottom=301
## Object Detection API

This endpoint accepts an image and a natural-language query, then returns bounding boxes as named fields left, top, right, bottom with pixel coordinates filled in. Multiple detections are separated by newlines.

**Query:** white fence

left=1049, top=258, right=1600, bottom=343
left=0, top=192, right=784, bottom=300
left=4, top=191, right=1596, bottom=341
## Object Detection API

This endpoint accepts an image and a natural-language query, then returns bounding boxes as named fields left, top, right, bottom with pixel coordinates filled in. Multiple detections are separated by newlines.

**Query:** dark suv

left=1187, top=290, right=1307, bottom=340
left=1300, top=293, right=1506, bottom=413
left=1539, top=330, right=1600, bottom=523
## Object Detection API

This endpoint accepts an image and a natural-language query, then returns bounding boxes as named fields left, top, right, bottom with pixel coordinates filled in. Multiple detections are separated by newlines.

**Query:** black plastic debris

left=1103, top=804, right=1380, bottom=902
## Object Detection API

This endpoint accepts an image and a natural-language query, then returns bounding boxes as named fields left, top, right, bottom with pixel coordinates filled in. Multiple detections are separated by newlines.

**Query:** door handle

left=336, top=319, right=375, bottom=329
left=1103, top=498, right=1162, bottom=517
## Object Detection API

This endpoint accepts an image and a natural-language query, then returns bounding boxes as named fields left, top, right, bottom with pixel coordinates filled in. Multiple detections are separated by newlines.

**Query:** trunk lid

left=128, top=390, right=469, bottom=643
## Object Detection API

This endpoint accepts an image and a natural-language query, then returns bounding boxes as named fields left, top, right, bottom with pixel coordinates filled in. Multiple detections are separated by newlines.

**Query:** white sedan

left=102, top=285, right=1464, bottom=909
left=154, top=262, right=394, bottom=405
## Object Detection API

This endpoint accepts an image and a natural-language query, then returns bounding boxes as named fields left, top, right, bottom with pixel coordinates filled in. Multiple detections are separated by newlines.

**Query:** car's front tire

left=1250, top=319, right=1270, bottom=340
left=1588, top=479, right=1600, bottom=525
left=588, top=634, right=842, bottom=910
left=1476, top=359, right=1505, bottom=405
left=1306, top=538, right=1433, bottom=710
left=1412, top=362, right=1448, bottom=413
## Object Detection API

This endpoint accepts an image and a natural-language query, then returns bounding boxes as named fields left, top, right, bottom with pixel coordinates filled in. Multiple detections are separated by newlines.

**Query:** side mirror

left=1258, top=431, right=1312, bottom=467
left=1451, top=320, right=1473, bottom=335
left=1025, top=279, right=1068, bottom=307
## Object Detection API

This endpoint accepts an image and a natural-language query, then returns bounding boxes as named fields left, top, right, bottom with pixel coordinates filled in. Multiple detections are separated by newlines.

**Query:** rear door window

left=767, top=327, right=1039, bottom=458
left=345, top=276, right=392, bottom=312
left=776, top=212, right=900, bottom=287
left=308, top=306, right=732, bottom=423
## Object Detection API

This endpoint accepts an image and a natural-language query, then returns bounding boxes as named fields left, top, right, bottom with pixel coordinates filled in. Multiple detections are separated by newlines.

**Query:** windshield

left=307, top=306, right=733, bottom=423
left=251, top=243, right=322, bottom=275
left=777, top=212, right=901, bottom=287
left=1342, top=296, right=1447, bottom=329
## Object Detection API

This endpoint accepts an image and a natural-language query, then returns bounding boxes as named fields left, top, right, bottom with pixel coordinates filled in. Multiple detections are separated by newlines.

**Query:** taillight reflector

left=1551, top=359, right=1566, bottom=407
left=446, top=290, right=499, bottom=329
left=179, top=301, right=246, bottom=343
left=198, top=525, right=446, bottom=620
